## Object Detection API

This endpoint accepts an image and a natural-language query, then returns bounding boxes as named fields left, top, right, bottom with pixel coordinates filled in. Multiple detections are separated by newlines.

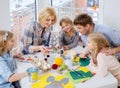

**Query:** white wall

left=102, top=0, right=120, bottom=31
left=0, top=0, right=11, bottom=30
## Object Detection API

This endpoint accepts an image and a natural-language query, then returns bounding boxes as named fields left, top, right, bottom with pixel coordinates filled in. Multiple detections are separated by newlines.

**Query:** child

left=0, top=30, right=28, bottom=88
left=74, top=13, right=120, bottom=61
left=87, top=32, right=120, bottom=87
left=55, top=17, right=79, bottom=50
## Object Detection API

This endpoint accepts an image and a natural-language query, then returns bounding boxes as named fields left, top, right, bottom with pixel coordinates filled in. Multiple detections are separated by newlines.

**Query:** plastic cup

left=27, top=67, right=39, bottom=83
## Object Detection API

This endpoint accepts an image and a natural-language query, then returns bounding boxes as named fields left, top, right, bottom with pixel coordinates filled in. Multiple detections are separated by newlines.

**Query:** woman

left=22, top=7, right=57, bottom=54
left=55, top=17, right=79, bottom=50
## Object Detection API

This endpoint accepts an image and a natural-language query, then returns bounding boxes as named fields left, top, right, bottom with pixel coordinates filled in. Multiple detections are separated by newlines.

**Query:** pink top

left=89, top=53, right=120, bottom=86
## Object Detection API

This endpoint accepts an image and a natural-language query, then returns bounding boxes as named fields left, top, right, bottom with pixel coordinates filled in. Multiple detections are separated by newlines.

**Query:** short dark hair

left=74, top=13, right=93, bottom=27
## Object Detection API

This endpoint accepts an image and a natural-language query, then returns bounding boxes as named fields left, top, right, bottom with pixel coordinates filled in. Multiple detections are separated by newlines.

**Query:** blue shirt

left=0, top=52, right=15, bottom=88
left=81, top=24, right=120, bottom=56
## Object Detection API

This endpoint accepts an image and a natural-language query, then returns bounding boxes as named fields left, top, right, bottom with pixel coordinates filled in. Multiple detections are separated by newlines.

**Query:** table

left=16, top=46, right=118, bottom=88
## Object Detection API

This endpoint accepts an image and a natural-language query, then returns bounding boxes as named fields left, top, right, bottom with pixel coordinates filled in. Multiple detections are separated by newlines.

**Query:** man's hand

left=101, top=48, right=116, bottom=55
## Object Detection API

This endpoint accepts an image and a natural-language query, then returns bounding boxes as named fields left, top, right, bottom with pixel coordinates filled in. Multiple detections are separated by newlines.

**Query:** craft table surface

left=16, top=46, right=118, bottom=88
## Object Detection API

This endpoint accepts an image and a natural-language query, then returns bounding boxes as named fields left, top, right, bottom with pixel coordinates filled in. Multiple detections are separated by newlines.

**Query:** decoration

left=46, top=76, right=69, bottom=88
left=32, top=74, right=75, bottom=88
left=52, top=64, right=58, bottom=70
left=55, top=57, right=63, bottom=66
left=79, top=57, right=90, bottom=66
left=65, top=67, right=93, bottom=83
left=31, top=57, right=51, bottom=72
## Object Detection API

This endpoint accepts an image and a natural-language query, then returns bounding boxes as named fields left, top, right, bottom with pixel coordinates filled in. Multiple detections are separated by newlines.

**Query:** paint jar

left=27, top=67, right=39, bottom=83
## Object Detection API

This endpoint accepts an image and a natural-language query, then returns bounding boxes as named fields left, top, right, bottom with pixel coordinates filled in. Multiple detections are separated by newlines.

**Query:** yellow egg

left=55, top=57, right=63, bottom=66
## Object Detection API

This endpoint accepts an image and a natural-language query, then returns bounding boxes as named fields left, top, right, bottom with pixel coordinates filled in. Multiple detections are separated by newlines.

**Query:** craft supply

left=27, top=67, right=38, bottom=83
left=32, top=74, right=75, bottom=88
left=79, top=57, right=90, bottom=66
left=61, top=64, right=68, bottom=70
left=55, top=57, right=63, bottom=66
left=52, top=64, right=58, bottom=70
left=65, top=67, right=93, bottom=83
left=71, top=69, right=86, bottom=77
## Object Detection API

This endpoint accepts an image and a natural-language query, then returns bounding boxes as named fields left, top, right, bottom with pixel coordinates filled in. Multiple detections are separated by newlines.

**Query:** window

left=10, top=0, right=37, bottom=47
left=51, top=0, right=99, bottom=31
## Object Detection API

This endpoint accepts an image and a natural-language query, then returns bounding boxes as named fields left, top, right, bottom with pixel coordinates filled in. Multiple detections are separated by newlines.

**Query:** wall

left=0, top=0, right=11, bottom=30
left=102, top=0, right=120, bottom=31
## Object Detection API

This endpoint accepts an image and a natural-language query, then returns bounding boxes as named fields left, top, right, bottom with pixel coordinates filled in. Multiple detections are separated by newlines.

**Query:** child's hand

left=79, top=53, right=87, bottom=58
left=13, top=53, right=23, bottom=58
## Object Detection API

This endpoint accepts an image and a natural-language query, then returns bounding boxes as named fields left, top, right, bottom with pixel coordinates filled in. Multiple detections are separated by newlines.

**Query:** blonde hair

left=38, top=7, right=57, bottom=25
left=88, top=32, right=110, bottom=63
left=0, top=30, right=13, bottom=56
left=59, top=17, right=75, bottom=37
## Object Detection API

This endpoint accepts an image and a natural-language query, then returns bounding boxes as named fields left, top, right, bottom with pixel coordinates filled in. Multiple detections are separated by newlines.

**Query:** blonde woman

left=55, top=17, right=79, bottom=50
left=87, top=32, right=120, bottom=88
left=22, top=7, right=57, bottom=54
left=0, top=30, right=28, bottom=88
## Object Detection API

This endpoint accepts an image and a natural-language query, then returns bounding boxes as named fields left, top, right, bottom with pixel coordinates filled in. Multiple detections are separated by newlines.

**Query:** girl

left=87, top=32, right=120, bottom=88
left=22, top=7, right=57, bottom=54
left=0, top=30, right=28, bottom=88
left=55, top=17, right=79, bottom=50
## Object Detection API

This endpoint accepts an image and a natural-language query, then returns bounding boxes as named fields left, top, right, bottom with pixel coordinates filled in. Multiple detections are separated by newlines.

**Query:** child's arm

left=66, top=33, right=79, bottom=49
left=79, top=47, right=89, bottom=58
left=88, top=53, right=108, bottom=77
left=0, top=60, right=28, bottom=83
left=8, top=72, right=28, bottom=83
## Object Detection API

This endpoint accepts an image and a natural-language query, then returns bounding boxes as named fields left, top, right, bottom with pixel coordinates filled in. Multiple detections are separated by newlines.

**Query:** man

left=74, top=13, right=120, bottom=61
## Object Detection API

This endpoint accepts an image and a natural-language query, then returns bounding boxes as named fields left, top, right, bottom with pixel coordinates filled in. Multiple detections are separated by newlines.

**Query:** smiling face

left=43, top=16, right=55, bottom=28
left=75, top=24, right=90, bottom=35
left=38, top=7, right=57, bottom=29
left=61, top=22, right=71, bottom=33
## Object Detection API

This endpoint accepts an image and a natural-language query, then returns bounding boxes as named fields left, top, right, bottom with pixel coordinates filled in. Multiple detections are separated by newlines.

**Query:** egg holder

left=31, top=57, right=51, bottom=72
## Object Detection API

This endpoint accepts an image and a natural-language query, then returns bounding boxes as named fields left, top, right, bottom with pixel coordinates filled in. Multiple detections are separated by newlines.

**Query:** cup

left=27, top=67, right=39, bottom=83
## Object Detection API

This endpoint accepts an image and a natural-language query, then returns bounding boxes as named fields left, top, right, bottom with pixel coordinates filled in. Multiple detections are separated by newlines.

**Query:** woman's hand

left=40, top=46, right=49, bottom=53
left=13, top=53, right=23, bottom=58
left=55, top=44, right=61, bottom=50
left=63, top=46, right=69, bottom=50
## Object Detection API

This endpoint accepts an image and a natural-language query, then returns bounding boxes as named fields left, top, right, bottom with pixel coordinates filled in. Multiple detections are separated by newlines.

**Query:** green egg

left=61, top=64, right=68, bottom=70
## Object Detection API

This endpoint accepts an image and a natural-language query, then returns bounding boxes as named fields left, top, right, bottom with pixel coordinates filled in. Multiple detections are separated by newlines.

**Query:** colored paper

left=32, top=73, right=75, bottom=88
left=65, top=67, right=93, bottom=83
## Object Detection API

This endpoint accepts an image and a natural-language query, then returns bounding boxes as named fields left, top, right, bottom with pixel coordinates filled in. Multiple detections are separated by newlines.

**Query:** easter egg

left=52, top=64, right=58, bottom=70
left=61, top=64, right=67, bottom=70
left=55, top=57, right=63, bottom=66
